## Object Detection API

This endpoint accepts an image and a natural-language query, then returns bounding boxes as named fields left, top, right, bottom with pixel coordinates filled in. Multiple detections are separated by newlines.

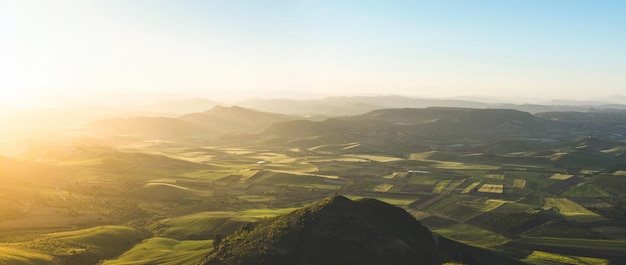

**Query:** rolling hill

left=261, top=108, right=550, bottom=152
left=179, top=105, right=302, bottom=133
left=200, top=195, right=451, bottom=265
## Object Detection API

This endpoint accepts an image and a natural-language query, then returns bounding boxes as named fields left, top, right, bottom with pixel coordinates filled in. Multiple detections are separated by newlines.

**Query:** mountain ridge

left=199, top=195, right=451, bottom=265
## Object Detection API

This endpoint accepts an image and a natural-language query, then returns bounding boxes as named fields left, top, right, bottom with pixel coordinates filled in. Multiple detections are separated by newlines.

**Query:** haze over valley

left=2, top=1, right=626, bottom=264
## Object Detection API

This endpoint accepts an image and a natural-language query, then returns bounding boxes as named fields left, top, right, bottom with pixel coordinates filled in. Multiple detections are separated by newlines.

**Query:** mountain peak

left=311, top=194, right=352, bottom=209
left=200, top=196, right=450, bottom=265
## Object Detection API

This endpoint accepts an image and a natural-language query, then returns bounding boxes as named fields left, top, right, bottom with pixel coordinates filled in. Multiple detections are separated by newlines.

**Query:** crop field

left=101, top=237, right=214, bottom=265
left=406, top=175, right=441, bottom=185
left=477, top=183, right=504, bottom=194
left=560, top=183, right=611, bottom=197
left=373, top=183, right=394, bottom=192
left=433, top=224, right=510, bottom=248
left=343, top=154, right=404, bottom=162
left=516, top=237, right=626, bottom=254
left=433, top=161, right=499, bottom=170
left=3, top=111, right=626, bottom=265
left=549, top=173, right=574, bottom=180
left=513, top=179, right=526, bottom=188
left=437, top=203, right=482, bottom=221
left=433, top=180, right=452, bottom=193
left=461, top=181, right=481, bottom=193
left=484, top=173, right=505, bottom=180
left=522, top=250, right=609, bottom=265
left=543, top=198, right=605, bottom=222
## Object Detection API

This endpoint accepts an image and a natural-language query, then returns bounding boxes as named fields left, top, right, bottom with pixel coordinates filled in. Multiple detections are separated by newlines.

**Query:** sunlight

left=0, top=88, right=34, bottom=107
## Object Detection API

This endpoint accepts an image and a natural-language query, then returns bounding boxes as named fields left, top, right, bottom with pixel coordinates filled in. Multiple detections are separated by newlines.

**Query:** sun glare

left=0, top=88, right=36, bottom=108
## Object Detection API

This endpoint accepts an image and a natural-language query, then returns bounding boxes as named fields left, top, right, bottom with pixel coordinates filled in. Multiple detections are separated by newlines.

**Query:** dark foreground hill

left=199, top=195, right=451, bottom=265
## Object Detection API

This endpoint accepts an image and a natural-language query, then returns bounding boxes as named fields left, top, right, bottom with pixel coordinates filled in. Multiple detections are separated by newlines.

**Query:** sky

left=1, top=0, right=625, bottom=107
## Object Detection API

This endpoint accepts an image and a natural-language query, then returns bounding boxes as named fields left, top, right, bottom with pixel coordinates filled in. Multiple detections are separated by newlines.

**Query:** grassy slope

left=0, top=246, right=56, bottom=265
left=44, top=226, right=144, bottom=257
left=101, top=237, right=213, bottom=265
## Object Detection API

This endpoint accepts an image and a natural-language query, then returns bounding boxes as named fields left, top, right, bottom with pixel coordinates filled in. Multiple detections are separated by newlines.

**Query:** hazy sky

left=1, top=0, right=625, bottom=107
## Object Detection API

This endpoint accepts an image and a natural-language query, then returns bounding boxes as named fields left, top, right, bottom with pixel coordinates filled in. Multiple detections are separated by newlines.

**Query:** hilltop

left=200, top=195, right=450, bottom=265
left=260, top=107, right=549, bottom=154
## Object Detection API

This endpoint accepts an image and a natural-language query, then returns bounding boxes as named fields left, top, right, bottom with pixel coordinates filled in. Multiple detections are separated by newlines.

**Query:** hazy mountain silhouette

left=88, top=116, right=208, bottom=136
left=179, top=105, right=302, bottom=133
left=238, top=95, right=489, bottom=116
left=143, top=98, right=220, bottom=115
left=264, top=107, right=545, bottom=141
left=238, top=95, right=626, bottom=116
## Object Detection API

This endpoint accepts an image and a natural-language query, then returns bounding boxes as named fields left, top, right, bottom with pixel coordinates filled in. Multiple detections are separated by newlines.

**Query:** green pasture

left=517, top=237, right=626, bottom=252
left=346, top=195, right=418, bottom=207
left=254, top=171, right=345, bottom=190
left=44, top=226, right=143, bottom=256
left=156, top=207, right=300, bottom=241
left=157, top=212, right=234, bottom=240
left=434, top=223, right=510, bottom=248
left=560, top=183, right=611, bottom=197
left=0, top=246, right=55, bottom=265
left=523, top=250, right=609, bottom=265
left=543, top=198, right=605, bottom=222
left=102, top=237, right=213, bottom=265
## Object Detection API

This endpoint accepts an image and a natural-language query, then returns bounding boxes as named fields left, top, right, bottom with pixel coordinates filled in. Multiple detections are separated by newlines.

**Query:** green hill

left=260, top=108, right=548, bottom=152
left=352, top=107, right=544, bottom=128
left=200, top=195, right=450, bottom=265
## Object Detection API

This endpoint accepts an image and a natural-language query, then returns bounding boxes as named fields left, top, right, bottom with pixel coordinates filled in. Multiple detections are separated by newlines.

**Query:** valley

left=1, top=104, right=626, bottom=264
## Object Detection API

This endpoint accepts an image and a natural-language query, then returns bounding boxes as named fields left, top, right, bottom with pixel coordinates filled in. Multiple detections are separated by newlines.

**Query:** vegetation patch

left=549, top=173, right=574, bottom=180
left=0, top=246, right=56, bottom=265
left=484, top=173, right=505, bottom=180
left=101, top=237, right=213, bottom=265
left=433, top=180, right=452, bottom=193
left=560, top=183, right=612, bottom=197
left=477, top=184, right=503, bottom=194
left=543, top=198, right=605, bottom=222
left=373, top=183, right=393, bottom=192
left=516, top=237, right=626, bottom=252
left=526, top=220, right=601, bottom=239
left=461, top=181, right=481, bottom=194
left=434, top=161, right=499, bottom=170
left=434, top=224, right=510, bottom=248
left=523, top=250, right=609, bottom=265
left=513, top=179, right=527, bottom=188
left=344, top=154, right=404, bottom=162
left=469, top=211, right=550, bottom=235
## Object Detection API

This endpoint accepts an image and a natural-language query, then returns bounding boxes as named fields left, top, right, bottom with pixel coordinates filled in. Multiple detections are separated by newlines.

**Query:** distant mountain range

left=85, top=103, right=626, bottom=157
left=179, top=105, right=299, bottom=133
left=236, top=95, right=626, bottom=116
left=88, top=105, right=304, bottom=136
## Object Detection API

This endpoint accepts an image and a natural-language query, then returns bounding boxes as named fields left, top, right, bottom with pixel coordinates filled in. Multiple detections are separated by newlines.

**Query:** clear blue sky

left=1, top=0, right=625, bottom=107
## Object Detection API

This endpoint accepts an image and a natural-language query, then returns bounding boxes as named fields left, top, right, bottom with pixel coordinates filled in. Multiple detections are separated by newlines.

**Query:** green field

left=543, top=198, right=605, bottom=222
left=434, top=224, right=510, bottom=248
left=102, top=237, right=214, bottom=265
left=3, top=105, right=626, bottom=265
left=523, top=250, right=609, bottom=265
